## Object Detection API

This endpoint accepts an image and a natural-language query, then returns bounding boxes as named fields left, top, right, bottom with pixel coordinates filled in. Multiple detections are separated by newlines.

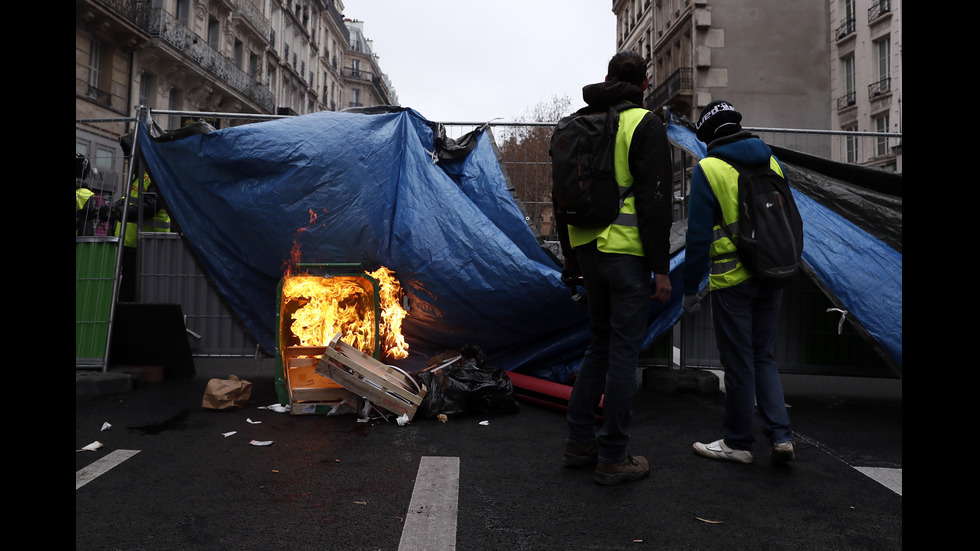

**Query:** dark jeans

left=566, top=245, right=651, bottom=463
left=711, top=278, right=793, bottom=450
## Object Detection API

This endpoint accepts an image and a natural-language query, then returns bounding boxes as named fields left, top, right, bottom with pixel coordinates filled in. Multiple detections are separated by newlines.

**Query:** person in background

left=76, top=154, right=100, bottom=236
left=682, top=100, right=795, bottom=464
left=101, top=169, right=171, bottom=301
left=558, top=51, right=674, bottom=485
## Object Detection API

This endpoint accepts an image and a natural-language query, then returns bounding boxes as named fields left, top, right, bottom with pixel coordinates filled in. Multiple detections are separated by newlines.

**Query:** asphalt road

left=76, top=368, right=901, bottom=551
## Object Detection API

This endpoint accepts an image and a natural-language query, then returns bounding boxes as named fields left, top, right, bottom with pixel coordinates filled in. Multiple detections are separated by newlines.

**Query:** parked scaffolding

left=76, top=108, right=900, bottom=378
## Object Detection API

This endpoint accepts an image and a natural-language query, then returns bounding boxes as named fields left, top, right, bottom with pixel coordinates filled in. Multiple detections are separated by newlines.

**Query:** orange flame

left=368, top=266, right=410, bottom=360
left=281, top=267, right=409, bottom=361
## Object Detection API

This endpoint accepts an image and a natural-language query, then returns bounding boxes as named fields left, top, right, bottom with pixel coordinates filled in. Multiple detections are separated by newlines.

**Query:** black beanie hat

left=696, top=100, right=742, bottom=143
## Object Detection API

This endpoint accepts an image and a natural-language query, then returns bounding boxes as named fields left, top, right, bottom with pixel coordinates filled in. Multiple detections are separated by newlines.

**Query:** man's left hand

left=651, top=273, right=671, bottom=303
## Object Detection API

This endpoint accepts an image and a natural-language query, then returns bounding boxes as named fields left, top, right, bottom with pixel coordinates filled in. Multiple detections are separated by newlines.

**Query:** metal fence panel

left=137, top=233, right=260, bottom=358
left=76, top=110, right=899, bottom=377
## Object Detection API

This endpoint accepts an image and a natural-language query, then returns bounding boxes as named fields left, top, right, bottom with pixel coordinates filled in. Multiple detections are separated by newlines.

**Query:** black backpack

left=550, top=103, right=636, bottom=227
left=710, top=157, right=804, bottom=286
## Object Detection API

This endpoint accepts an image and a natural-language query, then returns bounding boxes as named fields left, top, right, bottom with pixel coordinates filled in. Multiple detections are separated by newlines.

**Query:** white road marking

left=75, top=449, right=140, bottom=490
left=854, top=466, right=902, bottom=496
left=709, top=370, right=901, bottom=495
left=399, top=456, right=459, bottom=551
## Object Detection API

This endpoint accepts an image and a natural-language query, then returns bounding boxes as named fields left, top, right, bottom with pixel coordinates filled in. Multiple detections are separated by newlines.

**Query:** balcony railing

left=342, top=67, right=373, bottom=82
left=145, top=8, right=274, bottom=112
left=836, top=91, right=857, bottom=110
left=868, top=0, right=891, bottom=23
left=87, top=84, right=113, bottom=107
left=92, top=0, right=151, bottom=27
left=869, top=77, right=890, bottom=98
left=649, top=67, right=693, bottom=109
left=326, top=0, right=350, bottom=43
left=836, top=18, right=855, bottom=40
left=231, top=0, right=270, bottom=42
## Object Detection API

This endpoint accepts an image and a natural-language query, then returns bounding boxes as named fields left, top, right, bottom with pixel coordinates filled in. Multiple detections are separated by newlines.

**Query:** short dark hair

left=607, top=51, right=647, bottom=87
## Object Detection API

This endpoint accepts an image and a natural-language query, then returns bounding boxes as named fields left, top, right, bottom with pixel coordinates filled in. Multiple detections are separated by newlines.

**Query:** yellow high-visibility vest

left=697, top=155, right=785, bottom=290
left=567, top=106, right=648, bottom=257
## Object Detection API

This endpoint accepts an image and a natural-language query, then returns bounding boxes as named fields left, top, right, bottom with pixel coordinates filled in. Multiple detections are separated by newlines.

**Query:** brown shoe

left=562, top=440, right=598, bottom=468
left=593, top=454, right=650, bottom=485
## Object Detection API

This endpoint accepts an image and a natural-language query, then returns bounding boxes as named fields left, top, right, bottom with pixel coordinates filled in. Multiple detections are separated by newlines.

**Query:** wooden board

left=283, top=345, right=353, bottom=415
left=316, top=335, right=426, bottom=420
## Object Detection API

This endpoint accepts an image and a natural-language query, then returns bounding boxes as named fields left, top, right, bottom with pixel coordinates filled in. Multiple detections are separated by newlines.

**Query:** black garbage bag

left=414, top=344, right=520, bottom=419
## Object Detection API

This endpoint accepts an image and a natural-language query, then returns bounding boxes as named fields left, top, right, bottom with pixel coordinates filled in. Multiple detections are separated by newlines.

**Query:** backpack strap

left=609, top=102, right=643, bottom=205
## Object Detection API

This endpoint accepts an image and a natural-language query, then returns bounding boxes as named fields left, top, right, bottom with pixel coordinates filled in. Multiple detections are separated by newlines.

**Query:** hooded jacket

left=558, top=80, right=673, bottom=275
left=683, top=131, right=785, bottom=294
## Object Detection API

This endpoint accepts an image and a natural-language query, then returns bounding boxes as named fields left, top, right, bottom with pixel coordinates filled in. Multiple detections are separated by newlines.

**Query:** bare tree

left=497, top=95, right=572, bottom=240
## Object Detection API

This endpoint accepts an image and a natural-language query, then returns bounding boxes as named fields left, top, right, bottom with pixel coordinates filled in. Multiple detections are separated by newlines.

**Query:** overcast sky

left=343, top=1, right=617, bottom=123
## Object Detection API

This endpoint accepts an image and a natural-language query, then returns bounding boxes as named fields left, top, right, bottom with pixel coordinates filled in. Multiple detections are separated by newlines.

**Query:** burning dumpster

left=274, top=264, right=423, bottom=417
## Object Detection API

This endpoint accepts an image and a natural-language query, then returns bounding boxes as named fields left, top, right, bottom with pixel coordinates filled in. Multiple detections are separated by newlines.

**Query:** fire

left=281, top=266, right=409, bottom=361
left=369, top=266, right=410, bottom=359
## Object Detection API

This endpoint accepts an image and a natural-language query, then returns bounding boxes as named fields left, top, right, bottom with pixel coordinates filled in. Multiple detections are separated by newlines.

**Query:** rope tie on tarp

left=826, top=308, right=848, bottom=335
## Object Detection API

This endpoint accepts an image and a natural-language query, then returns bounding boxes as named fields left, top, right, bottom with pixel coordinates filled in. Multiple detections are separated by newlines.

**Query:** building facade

left=613, top=0, right=901, bottom=170
left=829, top=0, right=901, bottom=172
left=344, top=20, right=397, bottom=109
left=76, top=0, right=397, bottom=196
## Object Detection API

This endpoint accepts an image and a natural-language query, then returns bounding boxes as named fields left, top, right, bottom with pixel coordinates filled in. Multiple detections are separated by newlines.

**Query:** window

left=138, top=72, right=150, bottom=107
left=76, top=139, right=89, bottom=160
left=842, top=56, right=855, bottom=106
left=875, top=36, right=890, bottom=81
left=87, top=39, right=111, bottom=105
left=234, top=40, right=244, bottom=70
left=208, top=16, right=220, bottom=51
left=88, top=40, right=102, bottom=89
left=168, top=88, right=181, bottom=130
left=843, top=124, right=858, bottom=163
left=842, top=0, right=855, bottom=25
left=177, top=0, right=191, bottom=25
left=837, top=0, right=856, bottom=38
left=249, top=53, right=260, bottom=80
left=874, top=115, right=890, bottom=157
left=94, top=145, right=114, bottom=176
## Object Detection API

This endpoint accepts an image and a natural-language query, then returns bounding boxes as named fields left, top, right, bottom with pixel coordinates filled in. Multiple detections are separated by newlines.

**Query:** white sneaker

left=693, top=439, right=754, bottom=464
left=771, top=441, right=795, bottom=462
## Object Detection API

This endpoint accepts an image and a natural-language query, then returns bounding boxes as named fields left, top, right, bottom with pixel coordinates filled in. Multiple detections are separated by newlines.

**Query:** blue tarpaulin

left=135, top=106, right=900, bottom=380
left=665, top=110, right=902, bottom=372
left=136, top=108, right=683, bottom=381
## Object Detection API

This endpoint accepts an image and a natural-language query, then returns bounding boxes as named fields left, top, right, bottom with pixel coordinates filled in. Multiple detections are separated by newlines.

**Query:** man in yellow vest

left=683, top=100, right=795, bottom=464
left=559, top=51, right=674, bottom=485
left=76, top=153, right=100, bottom=236
left=109, top=170, right=171, bottom=301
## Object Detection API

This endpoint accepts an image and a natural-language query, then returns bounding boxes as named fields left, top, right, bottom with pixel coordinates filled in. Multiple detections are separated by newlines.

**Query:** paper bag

left=202, top=375, right=252, bottom=410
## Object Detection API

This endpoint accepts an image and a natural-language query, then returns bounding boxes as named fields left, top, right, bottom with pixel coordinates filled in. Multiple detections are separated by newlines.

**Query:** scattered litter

left=202, top=375, right=252, bottom=410
left=249, top=440, right=274, bottom=446
left=77, top=441, right=103, bottom=452
left=354, top=501, right=367, bottom=505
left=101, top=422, right=111, bottom=431
left=328, top=398, right=359, bottom=416
left=696, top=517, right=724, bottom=524
left=479, top=420, right=489, bottom=426
left=223, top=431, right=237, bottom=437
left=246, top=418, right=261, bottom=424
left=258, top=403, right=290, bottom=414
left=437, top=414, right=448, bottom=423
left=396, top=413, right=410, bottom=426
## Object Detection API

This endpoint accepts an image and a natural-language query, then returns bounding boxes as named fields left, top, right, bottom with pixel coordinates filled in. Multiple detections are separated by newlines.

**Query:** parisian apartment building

left=614, top=0, right=901, bottom=172
left=76, top=0, right=397, bottom=194
left=77, top=0, right=901, bottom=198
